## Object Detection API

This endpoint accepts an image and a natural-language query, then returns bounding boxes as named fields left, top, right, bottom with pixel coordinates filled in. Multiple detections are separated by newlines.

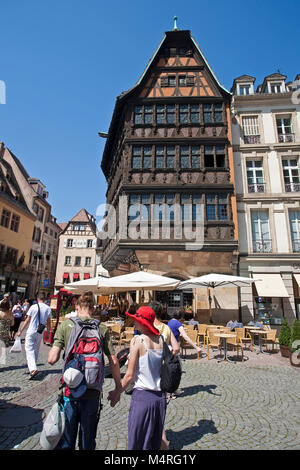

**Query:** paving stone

left=1, top=339, right=300, bottom=450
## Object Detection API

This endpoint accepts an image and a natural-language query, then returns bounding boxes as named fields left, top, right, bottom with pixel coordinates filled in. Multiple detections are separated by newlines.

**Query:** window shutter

left=161, top=77, right=168, bottom=87
left=242, top=116, right=259, bottom=136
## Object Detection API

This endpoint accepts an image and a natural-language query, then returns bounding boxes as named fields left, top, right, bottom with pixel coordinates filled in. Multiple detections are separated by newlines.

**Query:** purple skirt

left=128, top=388, right=166, bottom=450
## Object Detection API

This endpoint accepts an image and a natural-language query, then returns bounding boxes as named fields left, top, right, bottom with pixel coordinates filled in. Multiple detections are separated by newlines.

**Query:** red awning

left=59, top=288, right=73, bottom=294
left=63, top=273, right=69, bottom=279
left=73, top=273, right=80, bottom=280
left=84, top=273, right=90, bottom=279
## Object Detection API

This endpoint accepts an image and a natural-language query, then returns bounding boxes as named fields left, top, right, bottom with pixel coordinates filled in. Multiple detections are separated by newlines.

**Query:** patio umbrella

left=179, top=273, right=258, bottom=323
left=64, top=275, right=112, bottom=294
left=96, top=270, right=180, bottom=295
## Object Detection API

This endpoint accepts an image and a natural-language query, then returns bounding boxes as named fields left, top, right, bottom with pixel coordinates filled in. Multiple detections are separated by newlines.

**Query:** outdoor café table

left=244, top=326, right=262, bottom=342
left=214, top=333, right=237, bottom=363
left=249, top=329, right=268, bottom=354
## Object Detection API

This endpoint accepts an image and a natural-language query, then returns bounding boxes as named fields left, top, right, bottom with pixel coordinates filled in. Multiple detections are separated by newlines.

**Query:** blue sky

left=0, top=0, right=299, bottom=224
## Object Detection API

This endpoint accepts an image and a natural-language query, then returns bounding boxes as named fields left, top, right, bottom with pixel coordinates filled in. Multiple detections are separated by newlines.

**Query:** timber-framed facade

left=101, top=28, right=239, bottom=321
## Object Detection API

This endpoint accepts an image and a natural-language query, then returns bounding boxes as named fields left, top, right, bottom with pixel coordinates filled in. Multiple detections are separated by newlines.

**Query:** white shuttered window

left=242, top=116, right=259, bottom=136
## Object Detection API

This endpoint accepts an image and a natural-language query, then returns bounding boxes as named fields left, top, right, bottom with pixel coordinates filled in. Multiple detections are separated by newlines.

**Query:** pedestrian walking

left=149, top=300, right=180, bottom=450
left=168, top=312, right=201, bottom=356
left=108, top=306, right=166, bottom=450
left=22, top=299, right=30, bottom=316
left=48, top=291, right=121, bottom=450
left=17, top=291, right=52, bottom=379
left=11, top=301, right=24, bottom=341
left=149, top=301, right=180, bottom=353
left=0, top=299, right=14, bottom=348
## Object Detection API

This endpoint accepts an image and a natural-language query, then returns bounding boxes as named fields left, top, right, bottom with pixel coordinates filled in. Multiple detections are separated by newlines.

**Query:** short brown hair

left=77, top=291, right=95, bottom=310
left=37, top=291, right=46, bottom=301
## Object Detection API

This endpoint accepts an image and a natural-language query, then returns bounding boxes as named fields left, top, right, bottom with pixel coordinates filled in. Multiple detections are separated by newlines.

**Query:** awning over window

left=63, top=273, right=69, bottom=279
left=293, top=273, right=300, bottom=288
left=73, top=273, right=80, bottom=280
left=84, top=273, right=90, bottom=279
left=253, top=273, right=289, bottom=298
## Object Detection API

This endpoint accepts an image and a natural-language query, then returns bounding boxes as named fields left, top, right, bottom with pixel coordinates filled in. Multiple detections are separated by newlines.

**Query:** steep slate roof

left=6, top=148, right=30, bottom=180
left=57, top=222, right=68, bottom=232
left=70, top=208, right=91, bottom=223
left=101, top=28, right=231, bottom=178
left=59, top=208, right=97, bottom=235
left=0, top=155, right=34, bottom=218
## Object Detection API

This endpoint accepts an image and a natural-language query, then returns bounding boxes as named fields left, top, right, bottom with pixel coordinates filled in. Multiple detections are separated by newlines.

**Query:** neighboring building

left=55, top=208, right=101, bottom=291
left=2, top=146, right=59, bottom=298
left=95, top=241, right=109, bottom=278
left=100, top=25, right=239, bottom=321
left=0, top=143, right=36, bottom=297
left=231, top=72, right=300, bottom=326
left=41, top=214, right=62, bottom=295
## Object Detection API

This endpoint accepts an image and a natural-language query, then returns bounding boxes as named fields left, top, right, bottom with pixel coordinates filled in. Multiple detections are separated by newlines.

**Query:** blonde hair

left=77, top=291, right=95, bottom=311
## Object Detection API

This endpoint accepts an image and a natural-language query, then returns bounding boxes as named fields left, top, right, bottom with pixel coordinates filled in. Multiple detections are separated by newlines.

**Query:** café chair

left=235, top=328, right=253, bottom=352
left=226, top=334, right=244, bottom=362
left=197, top=324, right=207, bottom=346
left=262, top=329, right=278, bottom=352
left=180, top=330, right=200, bottom=359
left=110, top=324, right=123, bottom=344
left=206, top=330, right=222, bottom=360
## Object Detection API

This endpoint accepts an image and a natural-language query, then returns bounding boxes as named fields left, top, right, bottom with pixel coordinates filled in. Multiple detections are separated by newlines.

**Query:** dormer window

left=269, top=82, right=283, bottom=93
left=239, top=85, right=251, bottom=96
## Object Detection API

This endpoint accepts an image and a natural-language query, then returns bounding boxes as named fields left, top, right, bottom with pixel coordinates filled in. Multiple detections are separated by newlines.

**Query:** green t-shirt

left=53, top=317, right=115, bottom=358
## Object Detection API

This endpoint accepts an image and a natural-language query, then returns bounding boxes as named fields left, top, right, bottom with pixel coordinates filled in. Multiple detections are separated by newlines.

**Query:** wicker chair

left=109, top=324, right=123, bottom=344
left=226, top=334, right=244, bottom=362
left=197, top=324, right=208, bottom=346
left=263, top=329, right=278, bottom=351
left=180, top=329, right=200, bottom=359
left=235, top=327, right=253, bottom=352
left=206, top=330, right=222, bottom=360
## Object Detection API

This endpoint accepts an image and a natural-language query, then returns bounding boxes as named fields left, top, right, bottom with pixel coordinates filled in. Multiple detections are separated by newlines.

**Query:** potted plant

left=278, top=317, right=291, bottom=358
left=290, top=319, right=300, bottom=367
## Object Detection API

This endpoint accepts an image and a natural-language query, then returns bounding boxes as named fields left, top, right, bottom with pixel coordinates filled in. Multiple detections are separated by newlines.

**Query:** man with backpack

left=48, top=291, right=121, bottom=450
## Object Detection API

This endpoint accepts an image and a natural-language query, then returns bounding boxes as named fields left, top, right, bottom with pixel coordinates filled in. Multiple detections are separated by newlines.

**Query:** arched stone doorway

left=155, top=273, right=193, bottom=317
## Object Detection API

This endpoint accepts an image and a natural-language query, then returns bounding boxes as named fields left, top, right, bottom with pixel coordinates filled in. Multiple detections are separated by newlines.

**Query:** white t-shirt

left=26, top=302, right=52, bottom=336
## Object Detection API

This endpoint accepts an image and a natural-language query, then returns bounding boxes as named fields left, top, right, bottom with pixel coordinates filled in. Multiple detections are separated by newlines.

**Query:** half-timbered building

left=100, top=26, right=239, bottom=321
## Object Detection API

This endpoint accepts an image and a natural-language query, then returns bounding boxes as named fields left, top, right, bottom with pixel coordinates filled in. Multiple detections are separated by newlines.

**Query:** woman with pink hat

left=108, top=305, right=166, bottom=450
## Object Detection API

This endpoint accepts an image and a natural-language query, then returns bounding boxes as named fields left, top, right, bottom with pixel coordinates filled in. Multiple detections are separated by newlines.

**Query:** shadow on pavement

left=166, top=419, right=218, bottom=450
left=179, top=384, right=221, bottom=397
left=0, top=364, right=27, bottom=373
left=28, top=368, right=62, bottom=381
left=0, top=386, right=21, bottom=394
left=0, top=402, right=44, bottom=450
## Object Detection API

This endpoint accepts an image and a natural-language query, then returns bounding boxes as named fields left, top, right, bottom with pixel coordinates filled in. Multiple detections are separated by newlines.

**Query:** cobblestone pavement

left=0, top=338, right=300, bottom=451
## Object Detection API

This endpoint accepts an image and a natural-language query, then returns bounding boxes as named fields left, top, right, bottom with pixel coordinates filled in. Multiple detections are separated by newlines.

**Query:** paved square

left=0, top=341, right=299, bottom=450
